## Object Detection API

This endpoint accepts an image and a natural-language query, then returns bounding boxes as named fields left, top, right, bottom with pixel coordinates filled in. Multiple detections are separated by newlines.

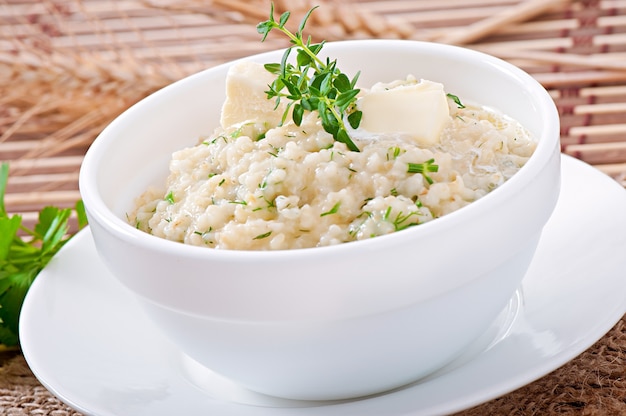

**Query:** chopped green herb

left=257, top=3, right=362, bottom=151
left=407, top=158, right=439, bottom=185
left=210, top=135, right=228, bottom=145
left=447, top=93, right=466, bottom=109
left=261, top=170, right=272, bottom=190
left=194, top=228, right=214, bottom=240
left=388, top=146, right=404, bottom=160
left=231, top=126, right=243, bottom=138
left=267, top=144, right=281, bottom=157
left=382, top=206, right=392, bottom=221
left=264, top=197, right=277, bottom=209
left=320, top=201, right=341, bottom=217
left=165, top=191, right=175, bottom=204
left=391, top=211, right=420, bottom=231
left=254, top=231, right=272, bottom=240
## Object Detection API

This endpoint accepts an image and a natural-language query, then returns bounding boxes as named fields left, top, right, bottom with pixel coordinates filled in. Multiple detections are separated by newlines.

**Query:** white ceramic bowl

left=79, top=40, right=561, bottom=401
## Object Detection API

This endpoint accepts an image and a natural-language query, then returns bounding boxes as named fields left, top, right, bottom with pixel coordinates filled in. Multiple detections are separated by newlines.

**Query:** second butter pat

left=357, top=80, right=450, bottom=146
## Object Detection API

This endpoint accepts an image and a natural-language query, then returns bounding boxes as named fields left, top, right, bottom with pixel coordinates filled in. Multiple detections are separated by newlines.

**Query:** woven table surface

left=1, top=0, right=626, bottom=414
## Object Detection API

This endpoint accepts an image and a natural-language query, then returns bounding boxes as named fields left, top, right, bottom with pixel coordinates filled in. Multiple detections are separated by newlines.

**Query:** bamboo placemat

left=1, top=0, right=625, bottom=415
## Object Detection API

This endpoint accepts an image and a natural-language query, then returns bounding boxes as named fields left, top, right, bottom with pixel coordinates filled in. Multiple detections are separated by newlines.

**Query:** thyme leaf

left=257, top=3, right=362, bottom=151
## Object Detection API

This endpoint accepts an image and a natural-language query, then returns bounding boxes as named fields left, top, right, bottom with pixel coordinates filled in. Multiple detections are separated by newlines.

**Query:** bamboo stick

left=497, top=18, right=579, bottom=35
left=594, top=33, right=626, bottom=47
left=391, top=5, right=516, bottom=25
left=0, top=0, right=147, bottom=17
left=477, top=48, right=626, bottom=71
left=565, top=141, right=626, bottom=165
left=4, top=190, right=81, bottom=207
left=598, top=15, right=626, bottom=28
left=43, top=23, right=255, bottom=50
left=532, top=71, right=626, bottom=87
left=600, top=0, right=626, bottom=9
left=574, top=103, right=626, bottom=115
left=350, top=0, right=521, bottom=14
left=580, top=86, right=626, bottom=97
left=561, top=133, right=626, bottom=147
left=595, top=162, right=626, bottom=177
left=569, top=123, right=626, bottom=137
left=7, top=156, right=84, bottom=172
left=435, top=0, right=570, bottom=45
left=474, top=37, right=572, bottom=51
left=6, top=172, right=79, bottom=187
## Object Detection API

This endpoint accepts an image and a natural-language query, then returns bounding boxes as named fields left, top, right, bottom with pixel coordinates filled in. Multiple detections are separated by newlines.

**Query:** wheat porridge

left=129, top=62, right=536, bottom=250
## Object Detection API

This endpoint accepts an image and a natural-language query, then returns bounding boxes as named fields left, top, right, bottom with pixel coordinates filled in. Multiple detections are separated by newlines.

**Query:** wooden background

left=1, top=0, right=625, bottom=415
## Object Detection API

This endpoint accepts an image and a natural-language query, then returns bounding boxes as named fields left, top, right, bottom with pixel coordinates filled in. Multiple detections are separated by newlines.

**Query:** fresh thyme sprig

left=256, top=4, right=362, bottom=152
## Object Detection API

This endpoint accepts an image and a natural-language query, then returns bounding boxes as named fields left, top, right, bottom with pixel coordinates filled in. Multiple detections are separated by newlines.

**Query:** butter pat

left=220, top=61, right=287, bottom=129
left=357, top=79, right=450, bottom=145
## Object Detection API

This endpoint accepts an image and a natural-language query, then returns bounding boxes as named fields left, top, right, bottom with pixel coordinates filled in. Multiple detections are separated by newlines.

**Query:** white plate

left=20, top=155, right=626, bottom=416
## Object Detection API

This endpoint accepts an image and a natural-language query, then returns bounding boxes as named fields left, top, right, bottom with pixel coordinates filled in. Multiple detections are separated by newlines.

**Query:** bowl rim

left=79, top=39, right=560, bottom=260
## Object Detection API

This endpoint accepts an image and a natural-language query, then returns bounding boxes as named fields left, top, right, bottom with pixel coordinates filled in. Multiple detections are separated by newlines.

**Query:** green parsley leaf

left=0, top=162, right=87, bottom=346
